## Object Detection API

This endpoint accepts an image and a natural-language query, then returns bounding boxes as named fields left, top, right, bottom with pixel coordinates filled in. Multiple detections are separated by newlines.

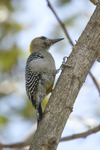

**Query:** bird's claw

left=61, top=56, right=74, bottom=71
left=55, top=56, right=74, bottom=75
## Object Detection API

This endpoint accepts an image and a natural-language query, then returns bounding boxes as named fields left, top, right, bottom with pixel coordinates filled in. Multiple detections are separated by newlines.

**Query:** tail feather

left=31, top=96, right=43, bottom=124
left=36, top=103, right=43, bottom=124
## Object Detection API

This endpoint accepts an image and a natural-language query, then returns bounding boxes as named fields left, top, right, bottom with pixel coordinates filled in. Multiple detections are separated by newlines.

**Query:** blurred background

left=0, top=0, right=100, bottom=150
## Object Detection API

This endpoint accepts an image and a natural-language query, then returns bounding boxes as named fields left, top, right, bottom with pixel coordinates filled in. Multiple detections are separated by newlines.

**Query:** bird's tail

left=36, top=103, right=43, bottom=124
left=31, top=96, right=43, bottom=124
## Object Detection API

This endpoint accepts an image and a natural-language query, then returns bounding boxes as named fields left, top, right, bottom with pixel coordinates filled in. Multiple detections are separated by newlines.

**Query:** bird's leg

left=51, top=57, right=74, bottom=93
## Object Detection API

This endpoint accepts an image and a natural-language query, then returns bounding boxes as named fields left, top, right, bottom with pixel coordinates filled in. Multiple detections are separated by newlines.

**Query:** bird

left=25, top=36, right=64, bottom=124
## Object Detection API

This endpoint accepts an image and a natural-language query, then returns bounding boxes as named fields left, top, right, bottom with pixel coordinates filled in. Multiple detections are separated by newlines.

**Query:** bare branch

left=0, top=142, right=29, bottom=149
left=1, top=125, right=100, bottom=148
left=60, top=125, right=100, bottom=142
left=46, top=0, right=74, bottom=46
left=89, top=72, right=100, bottom=94
left=89, top=0, right=99, bottom=5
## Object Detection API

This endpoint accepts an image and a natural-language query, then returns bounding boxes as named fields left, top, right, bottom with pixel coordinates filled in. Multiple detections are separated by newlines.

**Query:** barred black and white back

left=25, top=51, right=44, bottom=123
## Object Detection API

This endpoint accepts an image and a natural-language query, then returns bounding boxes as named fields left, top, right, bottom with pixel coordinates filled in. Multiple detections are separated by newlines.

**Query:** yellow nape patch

left=29, top=39, right=34, bottom=54
left=30, top=46, right=34, bottom=54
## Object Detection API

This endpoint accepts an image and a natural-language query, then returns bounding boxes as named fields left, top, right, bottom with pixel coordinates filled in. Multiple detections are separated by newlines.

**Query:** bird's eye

left=40, top=36, right=47, bottom=40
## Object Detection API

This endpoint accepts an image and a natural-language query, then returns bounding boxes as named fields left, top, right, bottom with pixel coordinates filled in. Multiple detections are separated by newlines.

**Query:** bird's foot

left=61, top=56, right=74, bottom=71
left=54, top=56, right=74, bottom=75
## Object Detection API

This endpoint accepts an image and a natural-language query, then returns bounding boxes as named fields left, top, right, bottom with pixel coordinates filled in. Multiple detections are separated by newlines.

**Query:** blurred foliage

left=56, top=0, right=71, bottom=6
left=18, top=98, right=36, bottom=120
left=0, top=0, right=14, bottom=12
left=0, top=116, right=8, bottom=130
left=0, top=46, right=21, bottom=72
left=17, top=97, right=49, bottom=120
left=64, top=14, right=79, bottom=26
left=0, top=0, right=26, bottom=134
left=0, top=0, right=23, bottom=73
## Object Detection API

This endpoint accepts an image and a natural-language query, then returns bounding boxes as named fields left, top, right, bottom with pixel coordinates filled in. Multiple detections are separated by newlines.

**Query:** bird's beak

left=50, top=38, right=64, bottom=44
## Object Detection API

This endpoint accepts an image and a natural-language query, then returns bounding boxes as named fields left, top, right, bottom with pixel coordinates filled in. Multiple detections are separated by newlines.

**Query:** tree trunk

left=29, top=2, right=100, bottom=150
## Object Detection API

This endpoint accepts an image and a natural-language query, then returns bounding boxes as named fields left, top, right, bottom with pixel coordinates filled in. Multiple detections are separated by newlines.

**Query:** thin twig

left=46, top=0, right=100, bottom=94
left=60, top=125, right=100, bottom=142
left=0, top=142, right=29, bottom=149
left=0, top=125, right=100, bottom=148
left=89, top=72, right=100, bottom=94
left=46, top=0, right=74, bottom=46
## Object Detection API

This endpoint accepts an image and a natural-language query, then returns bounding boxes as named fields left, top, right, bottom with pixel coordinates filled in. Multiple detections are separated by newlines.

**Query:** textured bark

left=29, top=3, right=100, bottom=150
left=90, top=0, right=99, bottom=5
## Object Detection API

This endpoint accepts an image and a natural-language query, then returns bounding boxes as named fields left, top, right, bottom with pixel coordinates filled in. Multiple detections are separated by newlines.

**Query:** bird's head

left=30, top=36, right=64, bottom=53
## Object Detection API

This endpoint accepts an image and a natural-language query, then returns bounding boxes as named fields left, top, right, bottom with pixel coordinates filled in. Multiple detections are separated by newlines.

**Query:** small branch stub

left=90, top=0, right=100, bottom=5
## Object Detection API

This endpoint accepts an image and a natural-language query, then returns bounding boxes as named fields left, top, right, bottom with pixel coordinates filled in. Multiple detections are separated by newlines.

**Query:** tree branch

left=60, top=124, right=100, bottom=142
left=1, top=125, right=100, bottom=148
left=89, top=72, right=100, bottom=94
left=0, top=142, right=29, bottom=149
left=29, top=2, right=100, bottom=150
left=46, top=0, right=74, bottom=46
left=89, top=0, right=99, bottom=5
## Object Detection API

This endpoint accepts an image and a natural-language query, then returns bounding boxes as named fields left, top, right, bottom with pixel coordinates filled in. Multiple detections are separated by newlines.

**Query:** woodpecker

left=25, top=36, right=64, bottom=124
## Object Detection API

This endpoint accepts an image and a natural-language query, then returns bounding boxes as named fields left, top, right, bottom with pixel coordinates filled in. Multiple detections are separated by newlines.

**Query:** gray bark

left=29, top=2, right=100, bottom=150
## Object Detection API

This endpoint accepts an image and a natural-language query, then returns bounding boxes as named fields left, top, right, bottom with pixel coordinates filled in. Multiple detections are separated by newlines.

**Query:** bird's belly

left=45, top=77, right=55, bottom=95
left=41, top=73, right=55, bottom=95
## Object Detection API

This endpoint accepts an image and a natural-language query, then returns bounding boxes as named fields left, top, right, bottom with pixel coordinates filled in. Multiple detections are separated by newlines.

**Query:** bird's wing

left=25, top=66, right=41, bottom=107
